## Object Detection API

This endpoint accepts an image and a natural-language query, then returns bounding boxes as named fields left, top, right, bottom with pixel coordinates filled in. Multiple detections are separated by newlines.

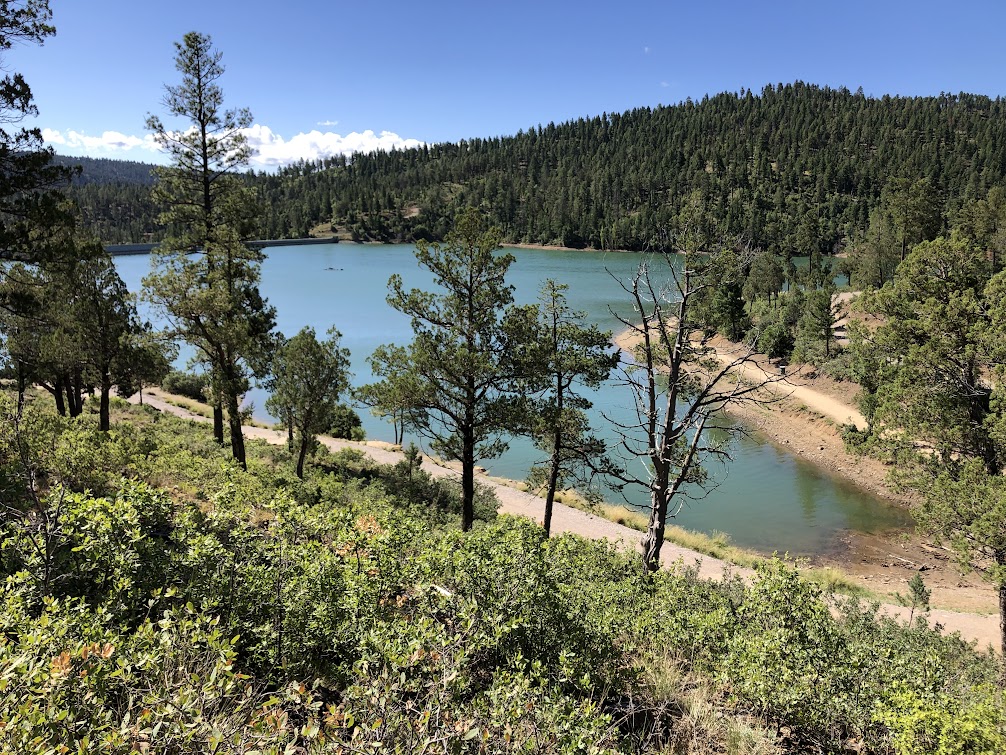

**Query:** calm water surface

left=114, top=243, right=912, bottom=555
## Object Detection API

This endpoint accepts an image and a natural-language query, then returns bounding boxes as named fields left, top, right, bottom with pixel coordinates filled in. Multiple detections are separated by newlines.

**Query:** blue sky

left=18, top=0, right=1006, bottom=169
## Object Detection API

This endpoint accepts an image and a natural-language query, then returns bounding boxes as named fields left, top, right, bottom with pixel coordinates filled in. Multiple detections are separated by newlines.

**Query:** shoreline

left=611, top=326, right=997, bottom=614
left=611, top=326, right=896, bottom=505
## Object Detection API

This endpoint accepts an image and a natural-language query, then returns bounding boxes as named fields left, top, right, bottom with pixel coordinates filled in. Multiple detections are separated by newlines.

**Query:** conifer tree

left=142, top=31, right=275, bottom=469
left=368, top=208, right=515, bottom=531
left=266, top=327, right=350, bottom=479
left=0, top=1, right=73, bottom=272
left=505, top=280, right=618, bottom=535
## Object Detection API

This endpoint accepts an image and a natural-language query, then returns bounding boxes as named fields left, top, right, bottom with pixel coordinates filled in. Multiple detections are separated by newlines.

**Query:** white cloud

left=643, top=46, right=650, bottom=54
left=242, top=124, right=423, bottom=167
left=42, top=128, right=157, bottom=152
left=660, top=81, right=669, bottom=88
left=42, top=124, right=423, bottom=169
left=316, top=119, right=339, bottom=126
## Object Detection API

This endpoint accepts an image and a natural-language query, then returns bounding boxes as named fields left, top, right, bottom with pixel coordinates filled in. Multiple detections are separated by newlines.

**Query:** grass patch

left=663, top=527, right=761, bottom=569
left=598, top=503, right=649, bottom=531
left=572, top=497, right=874, bottom=598
left=800, top=566, right=870, bottom=597
left=160, top=394, right=213, bottom=419
left=640, top=652, right=783, bottom=754
left=151, top=388, right=272, bottom=429
left=662, top=527, right=871, bottom=596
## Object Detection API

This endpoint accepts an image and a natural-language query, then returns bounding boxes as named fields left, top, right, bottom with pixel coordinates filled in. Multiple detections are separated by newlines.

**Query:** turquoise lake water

left=113, top=243, right=912, bottom=555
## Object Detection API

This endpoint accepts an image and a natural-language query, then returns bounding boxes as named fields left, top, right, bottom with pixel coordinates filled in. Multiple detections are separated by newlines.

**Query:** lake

left=113, top=242, right=913, bottom=555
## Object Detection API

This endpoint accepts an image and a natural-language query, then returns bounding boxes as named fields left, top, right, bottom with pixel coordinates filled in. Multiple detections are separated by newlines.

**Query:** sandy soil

left=127, top=387, right=1001, bottom=650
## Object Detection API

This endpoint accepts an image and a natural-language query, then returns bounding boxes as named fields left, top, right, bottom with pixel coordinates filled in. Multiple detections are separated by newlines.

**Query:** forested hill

left=60, top=155, right=161, bottom=243
left=66, top=83, right=1006, bottom=249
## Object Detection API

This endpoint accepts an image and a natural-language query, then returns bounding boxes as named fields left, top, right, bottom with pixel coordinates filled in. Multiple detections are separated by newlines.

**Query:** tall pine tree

left=143, top=32, right=275, bottom=469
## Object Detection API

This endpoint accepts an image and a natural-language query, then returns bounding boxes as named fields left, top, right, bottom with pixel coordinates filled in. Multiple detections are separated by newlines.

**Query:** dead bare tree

left=606, top=252, right=785, bottom=574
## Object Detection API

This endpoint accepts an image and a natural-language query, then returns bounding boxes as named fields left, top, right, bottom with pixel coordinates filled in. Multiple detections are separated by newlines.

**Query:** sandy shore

left=612, top=327, right=891, bottom=501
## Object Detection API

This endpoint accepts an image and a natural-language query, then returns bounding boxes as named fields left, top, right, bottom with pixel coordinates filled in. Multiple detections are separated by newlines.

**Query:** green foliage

left=895, top=574, right=932, bottom=623
left=0, top=1, right=75, bottom=268
left=875, top=687, right=1006, bottom=755
left=791, top=284, right=842, bottom=364
left=327, top=402, right=364, bottom=440
left=0, top=595, right=321, bottom=754
left=69, top=86, right=1006, bottom=257
left=161, top=369, right=210, bottom=401
left=504, top=279, right=618, bottom=534
left=142, top=31, right=276, bottom=469
left=265, top=326, right=351, bottom=477
left=752, top=311, right=794, bottom=359
left=370, top=207, right=516, bottom=530
left=2, top=397, right=1004, bottom=752
left=854, top=232, right=1006, bottom=665
left=355, top=343, right=421, bottom=444
left=721, top=562, right=852, bottom=734
left=693, top=249, right=750, bottom=340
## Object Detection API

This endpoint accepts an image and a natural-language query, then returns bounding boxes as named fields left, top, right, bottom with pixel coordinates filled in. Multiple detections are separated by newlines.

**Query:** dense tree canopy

left=0, top=1, right=73, bottom=266
left=68, top=84, right=1006, bottom=255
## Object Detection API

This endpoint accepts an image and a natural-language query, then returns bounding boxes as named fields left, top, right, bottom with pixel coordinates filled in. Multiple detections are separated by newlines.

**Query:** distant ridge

left=55, top=154, right=157, bottom=186
left=105, top=237, right=337, bottom=256
left=64, top=83, right=1006, bottom=250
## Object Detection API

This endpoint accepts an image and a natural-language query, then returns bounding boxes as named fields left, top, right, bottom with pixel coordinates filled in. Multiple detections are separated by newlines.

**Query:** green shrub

left=0, top=594, right=322, bottom=754
left=328, top=402, right=365, bottom=440
left=755, top=319, right=794, bottom=359
left=876, top=687, right=1006, bottom=755
left=4, top=394, right=1006, bottom=753
left=161, top=369, right=210, bottom=402
left=720, top=561, right=854, bottom=740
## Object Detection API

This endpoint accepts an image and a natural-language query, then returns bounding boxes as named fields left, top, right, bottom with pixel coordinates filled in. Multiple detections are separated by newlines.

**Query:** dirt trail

left=613, top=329, right=867, bottom=429
left=127, top=388, right=1001, bottom=650
left=717, top=290, right=866, bottom=428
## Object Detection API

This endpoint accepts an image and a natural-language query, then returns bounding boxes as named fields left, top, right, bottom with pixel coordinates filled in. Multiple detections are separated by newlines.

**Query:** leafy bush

left=161, top=369, right=210, bottom=402
left=328, top=401, right=365, bottom=440
left=875, top=687, right=1006, bottom=755
left=0, top=594, right=321, bottom=754
left=3, top=396, right=1004, bottom=753
left=755, top=319, right=794, bottom=359
left=720, top=561, right=854, bottom=738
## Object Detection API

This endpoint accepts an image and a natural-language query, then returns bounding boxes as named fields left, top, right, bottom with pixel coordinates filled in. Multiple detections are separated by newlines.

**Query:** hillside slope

left=67, top=83, right=1006, bottom=250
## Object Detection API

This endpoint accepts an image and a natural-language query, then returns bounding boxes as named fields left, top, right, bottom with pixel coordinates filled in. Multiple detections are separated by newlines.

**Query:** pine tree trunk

left=543, top=425, right=562, bottom=537
left=73, top=371, right=84, bottom=416
left=226, top=389, right=246, bottom=470
left=1000, top=579, right=1006, bottom=687
left=16, top=366, right=27, bottom=416
left=213, top=403, right=225, bottom=445
left=64, top=375, right=79, bottom=417
left=296, top=433, right=309, bottom=479
left=543, top=360, right=564, bottom=537
left=461, top=429, right=475, bottom=532
left=99, top=378, right=111, bottom=432
left=641, top=484, right=668, bottom=575
left=53, top=380, right=66, bottom=416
